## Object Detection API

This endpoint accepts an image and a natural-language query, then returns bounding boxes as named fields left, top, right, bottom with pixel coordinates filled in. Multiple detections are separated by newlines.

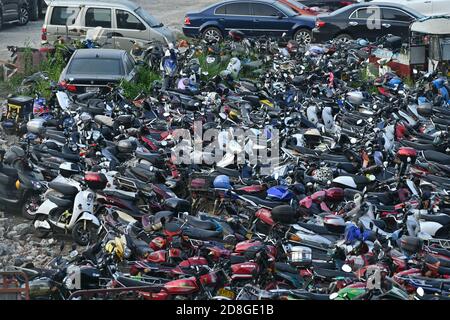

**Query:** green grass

left=120, top=66, right=161, bottom=99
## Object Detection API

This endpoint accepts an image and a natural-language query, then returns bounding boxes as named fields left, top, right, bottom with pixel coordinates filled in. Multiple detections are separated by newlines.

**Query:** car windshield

left=68, top=58, right=123, bottom=75
left=275, top=1, right=300, bottom=16
left=135, top=7, right=163, bottom=28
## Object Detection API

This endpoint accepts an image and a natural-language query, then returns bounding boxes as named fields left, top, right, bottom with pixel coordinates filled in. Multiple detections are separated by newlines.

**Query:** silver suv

left=41, top=0, right=176, bottom=50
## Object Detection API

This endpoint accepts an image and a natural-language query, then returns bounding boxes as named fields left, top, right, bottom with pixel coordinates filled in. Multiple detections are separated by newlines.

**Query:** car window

left=116, top=10, right=146, bottom=30
left=352, top=8, right=379, bottom=20
left=68, top=58, right=123, bottom=75
left=85, top=8, right=112, bottom=28
left=251, top=4, right=281, bottom=16
left=382, top=8, right=413, bottom=22
left=215, top=4, right=226, bottom=14
left=217, top=3, right=251, bottom=15
left=50, top=6, right=80, bottom=26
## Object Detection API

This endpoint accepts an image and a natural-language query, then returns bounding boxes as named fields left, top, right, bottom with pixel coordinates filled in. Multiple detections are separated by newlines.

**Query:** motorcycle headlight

left=124, top=247, right=131, bottom=259
left=87, top=193, right=94, bottom=202
left=31, top=181, right=42, bottom=190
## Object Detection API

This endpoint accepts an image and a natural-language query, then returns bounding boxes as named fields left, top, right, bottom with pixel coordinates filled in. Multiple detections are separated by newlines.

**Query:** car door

left=113, top=9, right=148, bottom=51
left=345, top=6, right=383, bottom=41
left=249, top=2, right=291, bottom=37
left=381, top=8, right=415, bottom=39
left=214, top=2, right=252, bottom=36
left=3, top=0, right=19, bottom=20
left=48, top=6, right=82, bottom=41
left=80, top=7, right=114, bottom=48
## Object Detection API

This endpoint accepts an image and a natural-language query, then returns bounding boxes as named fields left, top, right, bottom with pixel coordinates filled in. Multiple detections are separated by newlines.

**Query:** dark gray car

left=0, top=0, right=30, bottom=29
left=59, top=48, right=138, bottom=93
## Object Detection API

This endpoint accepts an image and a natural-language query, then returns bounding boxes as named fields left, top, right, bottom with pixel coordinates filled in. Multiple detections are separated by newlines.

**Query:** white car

left=370, top=0, right=450, bottom=16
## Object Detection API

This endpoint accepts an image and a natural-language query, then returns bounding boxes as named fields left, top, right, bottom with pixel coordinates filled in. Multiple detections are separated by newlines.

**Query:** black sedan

left=312, top=2, right=424, bottom=43
left=183, top=0, right=317, bottom=44
left=59, top=49, right=138, bottom=94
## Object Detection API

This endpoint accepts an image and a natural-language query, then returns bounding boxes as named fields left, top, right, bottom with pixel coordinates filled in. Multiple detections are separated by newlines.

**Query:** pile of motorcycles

left=0, top=30, right=450, bottom=300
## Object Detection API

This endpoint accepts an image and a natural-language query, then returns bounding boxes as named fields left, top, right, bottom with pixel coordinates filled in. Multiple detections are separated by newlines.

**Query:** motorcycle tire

left=72, top=221, right=98, bottom=246
left=22, top=194, right=41, bottom=220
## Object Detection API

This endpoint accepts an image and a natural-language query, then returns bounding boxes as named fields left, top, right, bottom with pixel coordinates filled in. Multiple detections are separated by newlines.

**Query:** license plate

left=217, top=288, right=235, bottom=299
left=86, top=86, right=100, bottom=93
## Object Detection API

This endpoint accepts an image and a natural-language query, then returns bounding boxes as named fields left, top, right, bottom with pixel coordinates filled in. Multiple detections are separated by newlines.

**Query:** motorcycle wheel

left=22, top=195, right=41, bottom=220
left=72, top=221, right=98, bottom=246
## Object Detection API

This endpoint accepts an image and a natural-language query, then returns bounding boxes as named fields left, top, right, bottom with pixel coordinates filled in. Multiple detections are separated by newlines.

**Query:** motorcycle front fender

left=36, top=199, right=58, bottom=216
left=77, top=212, right=100, bottom=227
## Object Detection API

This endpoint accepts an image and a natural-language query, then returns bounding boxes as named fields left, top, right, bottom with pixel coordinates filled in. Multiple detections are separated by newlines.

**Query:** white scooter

left=33, top=171, right=108, bottom=246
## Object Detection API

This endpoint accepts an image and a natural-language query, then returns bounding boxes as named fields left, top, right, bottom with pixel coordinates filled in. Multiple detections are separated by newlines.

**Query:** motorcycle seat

left=230, top=255, right=247, bottom=264
left=312, top=261, right=336, bottom=270
left=115, top=275, right=164, bottom=289
left=48, top=182, right=79, bottom=196
left=135, top=151, right=165, bottom=168
left=214, top=166, right=241, bottom=178
left=400, top=140, right=436, bottom=151
left=296, top=222, right=338, bottom=235
left=47, top=149, right=80, bottom=162
left=239, top=195, right=281, bottom=209
left=94, top=115, right=114, bottom=127
left=47, top=192, right=74, bottom=207
left=432, top=116, right=450, bottom=126
left=314, top=268, right=357, bottom=280
left=181, top=226, right=223, bottom=241
left=422, top=174, right=450, bottom=187
left=366, top=192, right=393, bottom=205
left=103, top=189, right=136, bottom=202
left=420, top=214, right=450, bottom=226
left=130, top=166, right=153, bottom=182
left=319, top=154, right=349, bottom=162
left=288, top=290, right=330, bottom=300
left=423, top=150, right=450, bottom=165
left=425, top=254, right=450, bottom=268
left=185, top=215, right=217, bottom=231
left=275, top=262, right=298, bottom=274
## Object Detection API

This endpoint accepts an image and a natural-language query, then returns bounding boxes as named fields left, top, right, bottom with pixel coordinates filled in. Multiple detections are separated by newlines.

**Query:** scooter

left=0, top=146, right=47, bottom=219
left=33, top=171, right=107, bottom=246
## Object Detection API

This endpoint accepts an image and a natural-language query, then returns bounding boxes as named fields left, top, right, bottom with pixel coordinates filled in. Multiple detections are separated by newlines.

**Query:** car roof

left=213, top=0, right=277, bottom=6
left=72, top=48, right=126, bottom=59
left=331, top=2, right=424, bottom=17
left=46, top=0, right=139, bottom=11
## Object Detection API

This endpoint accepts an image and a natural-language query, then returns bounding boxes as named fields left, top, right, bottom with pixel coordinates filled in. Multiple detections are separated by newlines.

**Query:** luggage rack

left=424, top=238, right=450, bottom=250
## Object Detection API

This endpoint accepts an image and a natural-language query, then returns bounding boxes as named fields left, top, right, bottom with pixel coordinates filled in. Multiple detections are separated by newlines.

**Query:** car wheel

left=334, top=33, right=353, bottom=43
left=28, top=0, right=39, bottom=21
left=202, top=27, right=223, bottom=43
left=17, top=6, right=29, bottom=26
left=294, top=29, right=312, bottom=45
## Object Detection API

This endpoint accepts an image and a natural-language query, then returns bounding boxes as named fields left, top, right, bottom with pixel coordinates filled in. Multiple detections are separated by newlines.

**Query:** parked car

left=183, top=0, right=317, bottom=44
left=28, top=0, right=47, bottom=20
left=300, top=0, right=357, bottom=12
left=42, top=0, right=176, bottom=51
left=312, top=2, right=424, bottom=43
left=371, top=0, right=450, bottom=17
left=58, top=48, right=138, bottom=93
left=0, top=0, right=30, bottom=30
